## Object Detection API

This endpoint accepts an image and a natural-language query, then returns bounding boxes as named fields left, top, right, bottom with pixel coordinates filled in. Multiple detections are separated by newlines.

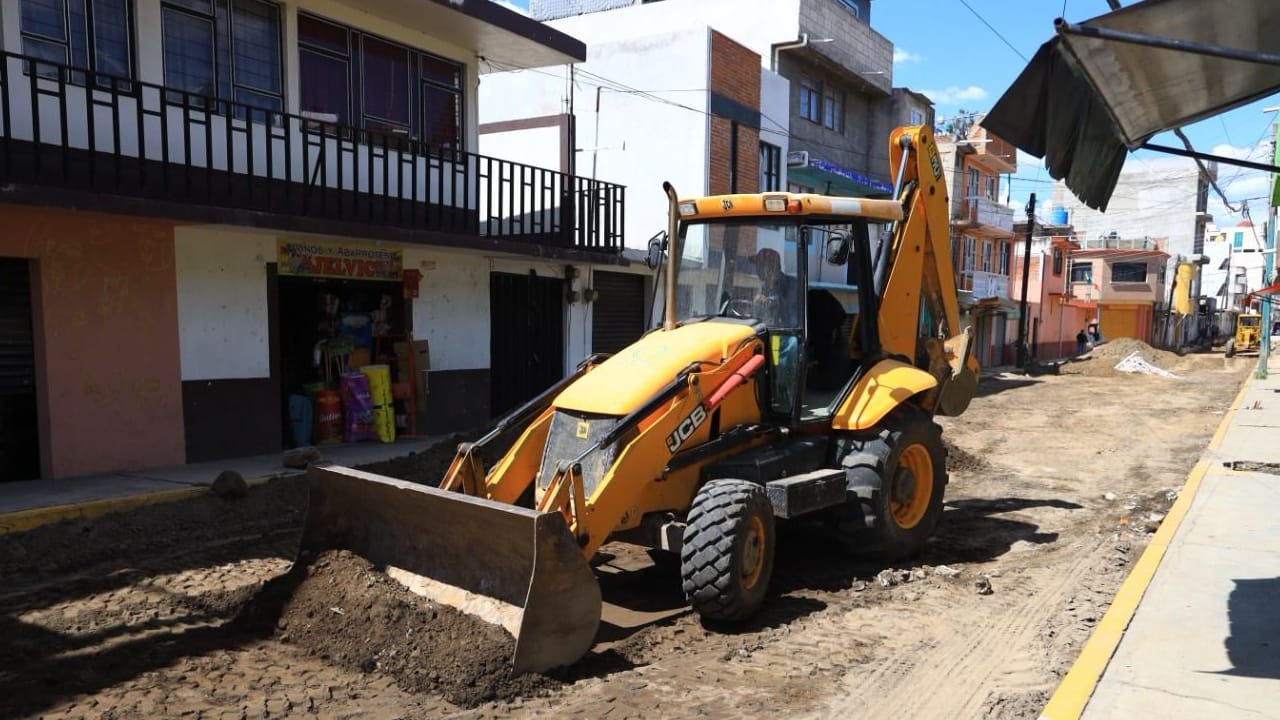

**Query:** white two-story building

left=0, top=0, right=632, bottom=481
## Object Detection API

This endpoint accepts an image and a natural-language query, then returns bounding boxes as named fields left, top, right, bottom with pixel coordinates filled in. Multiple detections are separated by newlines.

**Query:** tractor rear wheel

left=841, top=407, right=948, bottom=560
left=1225, top=338, right=1236, bottom=357
left=680, top=479, right=776, bottom=622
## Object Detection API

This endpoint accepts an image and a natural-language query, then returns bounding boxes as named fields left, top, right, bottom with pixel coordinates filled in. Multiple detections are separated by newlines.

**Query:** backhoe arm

left=879, top=126, right=980, bottom=416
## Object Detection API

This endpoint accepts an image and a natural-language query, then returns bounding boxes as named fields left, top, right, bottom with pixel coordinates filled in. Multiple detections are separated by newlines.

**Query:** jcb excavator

left=299, top=125, right=980, bottom=674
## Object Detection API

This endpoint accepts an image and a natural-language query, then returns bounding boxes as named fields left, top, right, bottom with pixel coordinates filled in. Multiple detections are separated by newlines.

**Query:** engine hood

left=555, top=321, right=758, bottom=416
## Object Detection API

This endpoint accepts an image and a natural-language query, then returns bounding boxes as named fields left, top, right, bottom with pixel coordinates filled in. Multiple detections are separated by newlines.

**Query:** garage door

left=1101, top=305, right=1141, bottom=342
left=592, top=271, right=646, bottom=354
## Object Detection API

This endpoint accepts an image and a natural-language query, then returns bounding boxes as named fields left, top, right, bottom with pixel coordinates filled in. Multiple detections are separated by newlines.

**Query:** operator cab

left=650, top=215, right=883, bottom=426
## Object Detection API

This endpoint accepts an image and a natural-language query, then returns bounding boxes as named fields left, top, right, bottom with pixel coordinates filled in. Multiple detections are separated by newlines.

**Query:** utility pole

left=1017, top=193, right=1037, bottom=369
left=1257, top=113, right=1278, bottom=379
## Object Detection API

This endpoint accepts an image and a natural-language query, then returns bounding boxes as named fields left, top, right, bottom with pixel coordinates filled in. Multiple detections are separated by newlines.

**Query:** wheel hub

left=889, top=443, right=934, bottom=530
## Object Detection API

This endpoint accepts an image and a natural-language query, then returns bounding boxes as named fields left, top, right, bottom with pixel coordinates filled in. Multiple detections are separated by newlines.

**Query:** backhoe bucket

left=300, top=465, right=601, bottom=674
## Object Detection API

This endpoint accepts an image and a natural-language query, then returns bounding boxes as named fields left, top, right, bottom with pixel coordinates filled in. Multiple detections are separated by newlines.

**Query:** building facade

left=1202, top=220, right=1276, bottom=315
left=524, top=0, right=902, bottom=201
left=938, top=121, right=1018, bottom=367
left=0, top=0, right=628, bottom=481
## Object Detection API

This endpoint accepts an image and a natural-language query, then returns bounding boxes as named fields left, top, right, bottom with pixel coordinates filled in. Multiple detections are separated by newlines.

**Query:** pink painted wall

left=0, top=204, right=184, bottom=478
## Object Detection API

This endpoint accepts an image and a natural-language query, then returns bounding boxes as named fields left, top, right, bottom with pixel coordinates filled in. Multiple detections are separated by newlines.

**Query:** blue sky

left=877, top=0, right=1278, bottom=224
left=501, top=0, right=1277, bottom=225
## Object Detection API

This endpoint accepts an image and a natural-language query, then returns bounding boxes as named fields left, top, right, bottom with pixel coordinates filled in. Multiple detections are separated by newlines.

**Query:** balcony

left=970, top=270, right=1010, bottom=301
left=798, top=0, right=894, bottom=95
left=954, top=196, right=1014, bottom=238
left=0, top=52, right=623, bottom=256
left=1076, top=234, right=1162, bottom=251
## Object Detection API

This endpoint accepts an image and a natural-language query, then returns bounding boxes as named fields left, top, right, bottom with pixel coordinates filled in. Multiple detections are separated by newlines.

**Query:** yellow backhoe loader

left=299, top=125, right=980, bottom=674
left=1224, top=311, right=1262, bottom=357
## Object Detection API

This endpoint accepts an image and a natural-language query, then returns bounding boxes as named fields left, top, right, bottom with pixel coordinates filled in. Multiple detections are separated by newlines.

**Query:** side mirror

left=646, top=232, right=667, bottom=270
left=825, top=233, right=850, bottom=266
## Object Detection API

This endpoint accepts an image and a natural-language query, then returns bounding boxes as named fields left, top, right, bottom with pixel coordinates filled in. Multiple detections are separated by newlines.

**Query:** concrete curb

left=0, top=474, right=283, bottom=536
left=1037, top=375, right=1253, bottom=720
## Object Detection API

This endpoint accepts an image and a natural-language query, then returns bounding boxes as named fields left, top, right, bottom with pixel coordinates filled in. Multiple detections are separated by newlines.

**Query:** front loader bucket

left=300, top=465, right=601, bottom=674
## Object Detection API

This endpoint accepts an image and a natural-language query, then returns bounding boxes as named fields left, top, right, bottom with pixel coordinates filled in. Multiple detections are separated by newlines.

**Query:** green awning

left=788, top=159, right=893, bottom=198
left=983, top=0, right=1280, bottom=212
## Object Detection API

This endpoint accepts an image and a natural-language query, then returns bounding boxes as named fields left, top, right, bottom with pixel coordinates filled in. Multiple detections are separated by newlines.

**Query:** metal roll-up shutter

left=592, top=271, right=645, bottom=354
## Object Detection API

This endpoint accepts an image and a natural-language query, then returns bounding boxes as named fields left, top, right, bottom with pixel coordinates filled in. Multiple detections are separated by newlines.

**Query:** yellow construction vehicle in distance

left=1225, top=311, right=1262, bottom=357
left=299, top=125, right=980, bottom=674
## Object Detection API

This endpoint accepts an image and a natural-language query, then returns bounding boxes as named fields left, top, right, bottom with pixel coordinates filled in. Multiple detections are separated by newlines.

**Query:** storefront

left=275, top=238, right=424, bottom=449
left=176, top=228, right=434, bottom=462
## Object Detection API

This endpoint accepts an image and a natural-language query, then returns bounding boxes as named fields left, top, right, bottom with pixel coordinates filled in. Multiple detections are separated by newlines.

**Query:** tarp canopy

left=982, top=0, right=1280, bottom=212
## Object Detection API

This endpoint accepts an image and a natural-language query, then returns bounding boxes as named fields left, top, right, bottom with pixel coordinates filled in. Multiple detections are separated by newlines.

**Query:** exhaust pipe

left=663, top=181, right=680, bottom=331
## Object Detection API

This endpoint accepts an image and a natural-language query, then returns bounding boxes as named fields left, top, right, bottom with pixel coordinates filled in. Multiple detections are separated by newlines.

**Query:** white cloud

left=492, top=0, right=528, bottom=15
left=1204, top=141, right=1273, bottom=224
left=1016, top=149, right=1043, bottom=170
left=893, top=48, right=922, bottom=64
left=920, top=85, right=989, bottom=105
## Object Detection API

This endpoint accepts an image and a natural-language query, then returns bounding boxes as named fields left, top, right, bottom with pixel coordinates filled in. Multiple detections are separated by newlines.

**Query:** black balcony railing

left=0, top=51, right=623, bottom=253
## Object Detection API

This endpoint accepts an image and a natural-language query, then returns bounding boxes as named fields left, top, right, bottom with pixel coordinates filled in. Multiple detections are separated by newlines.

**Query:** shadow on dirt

left=0, top=610, right=254, bottom=719
left=920, top=496, right=1076, bottom=565
left=0, top=479, right=305, bottom=612
left=975, top=375, right=1041, bottom=398
left=0, top=480, right=309, bottom=718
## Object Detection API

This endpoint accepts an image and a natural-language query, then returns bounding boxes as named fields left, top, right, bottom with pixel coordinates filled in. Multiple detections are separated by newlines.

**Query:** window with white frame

left=966, top=167, right=979, bottom=199
left=20, top=0, right=133, bottom=82
left=909, top=108, right=925, bottom=126
left=836, top=0, right=861, bottom=19
left=759, top=142, right=782, bottom=191
left=1071, top=262, right=1092, bottom=284
left=981, top=240, right=993, bottom=272
left=823, top=86, right=844, bottom=133
left=298, top=12, right=464, bottom=148
left=998, top=241, right=1010, bottom=276
left=799, top=76, right=821, bottom=123
left=160, top=0, right=283, bottom=112
left=963, top=236, right=977, bottom=272
left=985, top=174, right=998, bottom=200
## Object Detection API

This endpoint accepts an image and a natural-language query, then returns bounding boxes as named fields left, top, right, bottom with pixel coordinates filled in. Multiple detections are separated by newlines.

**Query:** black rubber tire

left=840, top=407, right=948, bottom=560
left=680, top=479, right=776, bottom=622
left=1225, top=339, right=1236, bottom=358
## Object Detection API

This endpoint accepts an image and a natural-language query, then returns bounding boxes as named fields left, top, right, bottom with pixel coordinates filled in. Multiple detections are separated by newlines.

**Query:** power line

left=955, top=0, right=1029, bottom=62
left=481, top=54, right=893, bottom=166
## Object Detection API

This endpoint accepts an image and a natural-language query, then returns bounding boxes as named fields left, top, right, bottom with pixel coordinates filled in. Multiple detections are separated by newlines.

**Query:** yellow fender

left=832, top=359, right=938, bottom=431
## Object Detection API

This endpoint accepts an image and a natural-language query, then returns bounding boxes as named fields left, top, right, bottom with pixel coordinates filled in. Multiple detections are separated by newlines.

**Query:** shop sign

left=277, top=238, right=402, bottom=281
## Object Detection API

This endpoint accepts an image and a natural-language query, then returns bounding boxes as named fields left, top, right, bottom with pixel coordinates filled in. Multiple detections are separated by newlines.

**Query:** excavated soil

left=1060, top=336, right=1221, bottom=378
left=0, top=351, right=1255, bottom=719
left=246, top=549, right=560, bottom=708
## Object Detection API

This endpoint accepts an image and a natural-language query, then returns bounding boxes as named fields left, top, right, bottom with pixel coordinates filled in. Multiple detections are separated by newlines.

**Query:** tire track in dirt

left=823, top=545, right=1099, bottom=720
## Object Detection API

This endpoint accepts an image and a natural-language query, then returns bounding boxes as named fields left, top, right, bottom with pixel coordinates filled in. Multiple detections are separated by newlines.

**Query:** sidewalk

left=1042, top=354, right=1280, bottom=719
left=0, top=435, right=445, bottom=534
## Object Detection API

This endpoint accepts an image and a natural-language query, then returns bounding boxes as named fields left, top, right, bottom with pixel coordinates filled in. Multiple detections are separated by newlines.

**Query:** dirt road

left=0, top=345, right=1249, bottom=720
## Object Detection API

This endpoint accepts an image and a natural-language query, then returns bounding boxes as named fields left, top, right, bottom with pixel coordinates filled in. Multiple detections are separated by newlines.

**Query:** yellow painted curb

left=1037, top=376, right=1252, bottom=720
left=0, top=474, right=280, bottom=536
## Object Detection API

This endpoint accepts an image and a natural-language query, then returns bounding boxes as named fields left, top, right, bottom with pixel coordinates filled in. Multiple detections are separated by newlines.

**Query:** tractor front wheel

left=680, top=479, right=776, bottom=622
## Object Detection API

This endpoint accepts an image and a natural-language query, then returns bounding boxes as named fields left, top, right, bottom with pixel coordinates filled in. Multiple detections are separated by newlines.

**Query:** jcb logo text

left=666, top=405, right=708, bottom=453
